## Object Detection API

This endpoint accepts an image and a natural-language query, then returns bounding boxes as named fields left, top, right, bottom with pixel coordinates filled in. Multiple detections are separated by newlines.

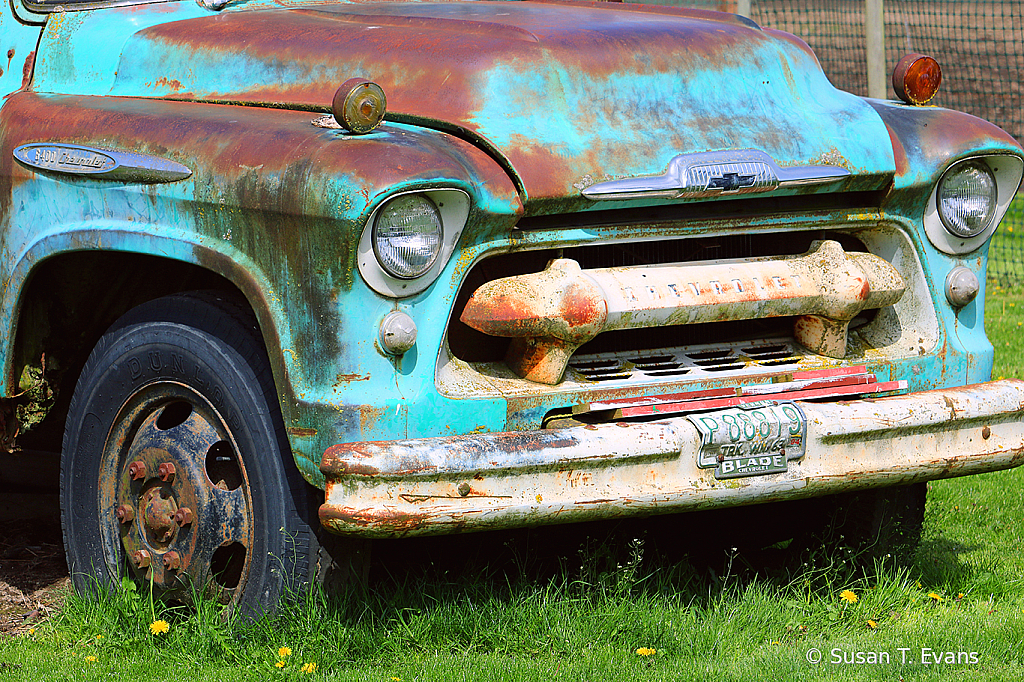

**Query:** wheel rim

left=99, top=382, right=254, bottom=603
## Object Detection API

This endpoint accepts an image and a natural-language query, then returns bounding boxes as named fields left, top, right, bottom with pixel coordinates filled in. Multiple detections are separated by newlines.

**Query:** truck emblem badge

left=581, top=149, right=850, bottom=201
left=13, top=143, right=192, bottom=183
left=707, top=171, right=756, bottom=192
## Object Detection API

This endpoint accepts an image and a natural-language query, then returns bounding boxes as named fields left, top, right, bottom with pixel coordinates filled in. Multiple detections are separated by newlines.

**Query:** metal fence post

left=865, top=0, right=886, bottom=99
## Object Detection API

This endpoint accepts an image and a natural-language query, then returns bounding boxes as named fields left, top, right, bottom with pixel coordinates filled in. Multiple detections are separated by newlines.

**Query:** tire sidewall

left=62, top=297, right=308, bottom=611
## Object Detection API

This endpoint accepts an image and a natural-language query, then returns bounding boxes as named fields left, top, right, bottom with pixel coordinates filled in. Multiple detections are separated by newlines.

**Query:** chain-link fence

left=746, top=1, right=1024, bottom=285
left=629, top=0, right=1024, bottom=285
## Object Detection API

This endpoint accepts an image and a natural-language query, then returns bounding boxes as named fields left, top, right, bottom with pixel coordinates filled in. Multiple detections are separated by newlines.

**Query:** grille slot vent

left=567, top=340, right=804, bottom=384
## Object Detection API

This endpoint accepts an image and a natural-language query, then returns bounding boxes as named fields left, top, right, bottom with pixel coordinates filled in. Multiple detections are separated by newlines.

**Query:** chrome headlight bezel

left=358, top=189, right=470, bottom=298
left=923, top=154, right=1023, bottom=255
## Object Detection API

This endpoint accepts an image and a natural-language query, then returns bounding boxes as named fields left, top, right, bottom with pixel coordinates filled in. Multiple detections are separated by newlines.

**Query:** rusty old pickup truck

left=2, top=0, right=1023, bottom=610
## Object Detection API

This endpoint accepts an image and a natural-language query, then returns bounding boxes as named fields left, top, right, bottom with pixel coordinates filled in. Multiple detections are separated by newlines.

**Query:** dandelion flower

left=278, top=646, right=293, bottom=658
left=85, top=656, right=97, bottom=663
left=149, top=620, right=170, bottom=635
left=915, top=581, right=922, bottom=588
left=301, top=662, right=317, bottom=674
left=275, top=660, right=286, bottom=669
left=958, top=593, right=965, bottom=600
left=635, top=647, right=656, bottom=656
left=867, top=620, right=877, bottom=629
left=928, top=592, right=943, bottom=602
left=391, top=678, right=402, bottom=682
left=28, top=628, right=35, bottom=635
left=840, top=590, right=858, bottom=604
left=95, top=634, right=103, bottom=640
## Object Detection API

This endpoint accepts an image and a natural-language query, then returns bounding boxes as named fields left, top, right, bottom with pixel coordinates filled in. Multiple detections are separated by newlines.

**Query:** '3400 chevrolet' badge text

left=13, top=143, right=192, bottom=183
left=14, top=144, right=116, bottom=174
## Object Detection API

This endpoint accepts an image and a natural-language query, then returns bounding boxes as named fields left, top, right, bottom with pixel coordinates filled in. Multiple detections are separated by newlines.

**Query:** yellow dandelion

left=916, top=581, right=922, bottom=588
left=771, top=640, right=780, bottom=645
left=85, top=655, right=97, bottom=663
left=275, top=660, right=286, bottom=669
left=149, top=619, right=170, bottom=635
left=391, top=678, right=402, bottom=682
left=278, top=646, right=293, bottom=658
left=840, top=590, right=858, bottom=604
left=867, top=620, right=877, bottom=629
left=95, top=634, right=103, bottom=640
left=635, top=647, right=656, bottom=656
left=928, top=592, right=943, bottom=602
left=958, top=593, right=965, bottom=600
left=28, top=628, right=35, bottom=635
left=301, top=662, right=317, bottom=674
left=536, top=494, right=543, bottom=504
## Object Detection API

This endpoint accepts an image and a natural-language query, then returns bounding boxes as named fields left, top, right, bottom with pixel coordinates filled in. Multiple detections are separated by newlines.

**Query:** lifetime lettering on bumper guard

left=319, top=380, right=1024, bottom=538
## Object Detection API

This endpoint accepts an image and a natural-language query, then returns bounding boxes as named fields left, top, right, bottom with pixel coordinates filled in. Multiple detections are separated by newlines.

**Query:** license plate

left=689, top=401, right=806, bottom=480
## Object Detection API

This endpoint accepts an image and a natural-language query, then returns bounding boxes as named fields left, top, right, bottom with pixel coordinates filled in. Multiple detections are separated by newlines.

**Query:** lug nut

left=115, top=505, right=135, bottom=524
left=173, top=507, right=193, bottom=527
left=157, top=462, right=176, bottom=482
left=131, top=550, right=151, bottom=568
left=128, top=461, right=147, bottom=481
left=163, top=551, right=181, bottom=571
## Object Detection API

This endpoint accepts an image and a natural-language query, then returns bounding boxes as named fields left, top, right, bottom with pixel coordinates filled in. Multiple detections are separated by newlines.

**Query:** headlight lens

left=937, top=161, right=998, bottom=238
left=372, top=194, right=443, bottom=279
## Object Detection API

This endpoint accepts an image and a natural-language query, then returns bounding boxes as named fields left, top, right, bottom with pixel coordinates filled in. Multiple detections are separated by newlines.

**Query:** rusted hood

left=37, top=0, right=896, bottom=205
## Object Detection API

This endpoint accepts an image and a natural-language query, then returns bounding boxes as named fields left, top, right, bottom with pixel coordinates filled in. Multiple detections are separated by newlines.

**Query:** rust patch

left=335, top=372, right=370, bottom=384
left=153, top=77, right=183, bottom=92
left=19, top=52, right=34, bottom=93
left=287, top=427, right=317, bottom=437
left=319, top=505, right=430, bottom=534
left=358, top=404, right=388, bottom=437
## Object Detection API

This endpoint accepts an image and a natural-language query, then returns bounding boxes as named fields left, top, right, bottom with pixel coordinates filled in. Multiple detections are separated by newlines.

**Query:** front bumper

left=319, top=380, right=1024, bottom=538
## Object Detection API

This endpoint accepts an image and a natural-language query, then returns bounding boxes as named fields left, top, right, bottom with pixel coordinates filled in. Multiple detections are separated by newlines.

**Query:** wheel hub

left=139, top=483, right=178, bottom=545
left=106, top=392, right=252, bottom=600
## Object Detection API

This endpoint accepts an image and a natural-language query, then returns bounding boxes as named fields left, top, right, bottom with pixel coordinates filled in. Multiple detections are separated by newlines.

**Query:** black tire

left=60, top=291, right=317, bottom=612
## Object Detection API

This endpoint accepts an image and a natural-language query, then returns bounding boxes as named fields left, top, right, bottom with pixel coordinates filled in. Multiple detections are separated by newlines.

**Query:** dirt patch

left=0, top=516, right=69, bottom=636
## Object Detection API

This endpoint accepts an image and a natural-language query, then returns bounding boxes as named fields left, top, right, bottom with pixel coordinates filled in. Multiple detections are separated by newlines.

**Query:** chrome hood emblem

left=581, top=149, right=849, bottom=201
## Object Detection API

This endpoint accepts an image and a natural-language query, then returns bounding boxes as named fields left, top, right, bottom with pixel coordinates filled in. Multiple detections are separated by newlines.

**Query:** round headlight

left=936, top=161, right=998, bottom=238
left=372, top=194, right=443, bottom=279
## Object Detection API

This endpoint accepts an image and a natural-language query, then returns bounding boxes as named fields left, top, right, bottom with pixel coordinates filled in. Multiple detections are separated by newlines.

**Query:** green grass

left=986, top=282, right=1024, bottom=380
left=3, top=293, right=1024, bottom=681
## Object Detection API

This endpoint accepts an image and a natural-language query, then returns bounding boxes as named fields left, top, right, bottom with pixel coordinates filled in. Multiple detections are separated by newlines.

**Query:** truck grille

left=447, top=229, right=871, bottom=367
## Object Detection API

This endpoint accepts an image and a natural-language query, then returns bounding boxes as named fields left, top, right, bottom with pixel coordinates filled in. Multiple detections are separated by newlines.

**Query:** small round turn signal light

left=332, top=78, right=387, bottom=134
left=892, top=53, right=941, bottom=105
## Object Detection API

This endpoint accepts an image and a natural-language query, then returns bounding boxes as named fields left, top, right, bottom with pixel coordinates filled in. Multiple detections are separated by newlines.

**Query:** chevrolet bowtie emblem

left=707, top=172, right=757, bottom=192
left=581, top=149, right=850, bottom=201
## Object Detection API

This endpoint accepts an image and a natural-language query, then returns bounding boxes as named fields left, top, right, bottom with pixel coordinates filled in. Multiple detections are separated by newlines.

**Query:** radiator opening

left=447, top=230, right=870, bottom=366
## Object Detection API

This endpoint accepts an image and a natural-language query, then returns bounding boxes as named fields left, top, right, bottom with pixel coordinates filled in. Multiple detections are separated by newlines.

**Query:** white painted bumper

left=319, top=380, right=1024, bottom=537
